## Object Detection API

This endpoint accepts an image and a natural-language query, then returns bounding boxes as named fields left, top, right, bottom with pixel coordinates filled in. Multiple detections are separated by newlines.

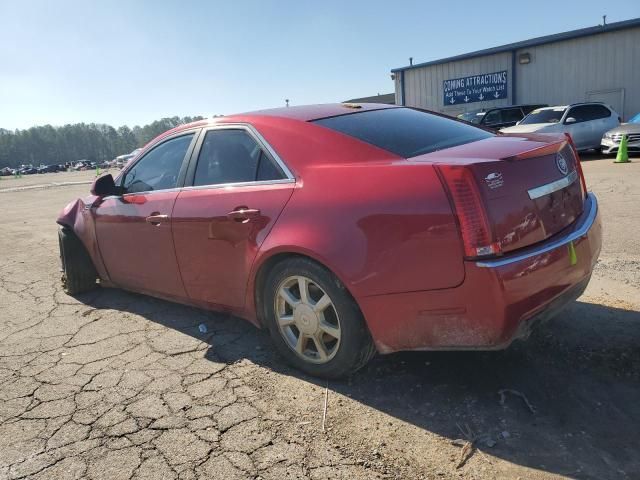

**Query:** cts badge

left=556, top=153, right=569, bottom=175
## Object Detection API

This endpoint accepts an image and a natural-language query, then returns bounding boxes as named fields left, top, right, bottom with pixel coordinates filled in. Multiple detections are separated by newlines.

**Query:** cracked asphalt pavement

left=1, top=158, right=639, bottom=480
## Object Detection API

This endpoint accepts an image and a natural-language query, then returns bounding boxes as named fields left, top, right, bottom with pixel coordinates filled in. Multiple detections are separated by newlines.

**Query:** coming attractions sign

left=443, top=70, right=508, bottom=106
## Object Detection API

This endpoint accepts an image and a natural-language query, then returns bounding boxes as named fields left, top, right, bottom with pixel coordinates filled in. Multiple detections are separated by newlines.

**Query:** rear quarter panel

left=250, top=161, right=465, bottom=304
left=233, top=116, right=465, bottom=316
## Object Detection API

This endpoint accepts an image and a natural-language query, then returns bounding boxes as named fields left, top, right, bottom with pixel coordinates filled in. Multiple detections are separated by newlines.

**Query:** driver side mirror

left=565, top=117, right=577, bottom=124
left=90, top=174, right=119, bottom=197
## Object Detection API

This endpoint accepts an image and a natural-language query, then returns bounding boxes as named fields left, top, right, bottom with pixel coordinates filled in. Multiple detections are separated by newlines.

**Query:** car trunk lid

left=416, top=135, right=585, bottom=255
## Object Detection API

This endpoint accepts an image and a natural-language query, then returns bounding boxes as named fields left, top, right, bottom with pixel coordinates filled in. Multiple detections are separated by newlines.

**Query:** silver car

left=501, top=103, right=620, bottom=152
left=601, top=113, right=640, bottom=154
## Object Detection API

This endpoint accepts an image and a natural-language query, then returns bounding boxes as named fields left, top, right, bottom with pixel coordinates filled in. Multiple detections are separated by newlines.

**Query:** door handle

left=145, top=214, right=169, bottom=226
left=227, top=207, right=261, bottom=223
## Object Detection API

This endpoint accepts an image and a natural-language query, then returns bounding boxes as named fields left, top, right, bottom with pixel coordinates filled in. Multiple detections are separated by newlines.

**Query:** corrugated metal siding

left=394, top=75, right=402, bottom=104
left=515, top=28, right=640, bottom=120
left=400, top=52, right=513, bottom=114
left=395, top=26, right=640, bottom=120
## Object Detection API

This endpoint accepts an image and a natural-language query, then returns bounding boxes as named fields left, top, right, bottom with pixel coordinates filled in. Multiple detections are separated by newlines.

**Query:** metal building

left=392, top=18, right=640, bottom=120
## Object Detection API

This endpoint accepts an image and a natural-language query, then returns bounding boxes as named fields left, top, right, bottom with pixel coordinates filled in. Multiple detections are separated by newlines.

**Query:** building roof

left=392, top=17, right=640, bottom=73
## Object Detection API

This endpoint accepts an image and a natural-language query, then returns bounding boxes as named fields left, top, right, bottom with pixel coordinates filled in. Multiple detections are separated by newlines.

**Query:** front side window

left=482, top=110, right=502, bottom=126
left=313, top=108, right=492, bottom=158
left=566, top=105, right=592, bottom=123
left=193, top=129, right=285, bottom=186
left=123, top=134, right=194, bottom=193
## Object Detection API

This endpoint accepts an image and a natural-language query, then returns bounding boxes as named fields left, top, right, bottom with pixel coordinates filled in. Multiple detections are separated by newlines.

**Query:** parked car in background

left=501, top=103, right=620, bottom=152
left=601, top=112, right=640, bottom=155
left=72, top=161, right=91, bottom=171
left=113, top=149, right=142, bottom=168
left=37, top=164, right=62, bottom=173
left=0, top=167, right=13, bottom=176
left=19, top=165, right=38, bottom=175
left=458, top=104, right=546, bottom=130
left=57, top=104, right=601, bottom=378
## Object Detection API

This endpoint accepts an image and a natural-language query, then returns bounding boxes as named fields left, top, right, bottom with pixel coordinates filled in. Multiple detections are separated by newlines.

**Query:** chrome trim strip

left=106, top=178, right=296, bottom=199
left=121, top=187, right=183, bottom=197
left=527, top=170, right=578, bottom=200
left=476, top=193, right=598, bottom=268
left=181, top=178, right=295, bottom=192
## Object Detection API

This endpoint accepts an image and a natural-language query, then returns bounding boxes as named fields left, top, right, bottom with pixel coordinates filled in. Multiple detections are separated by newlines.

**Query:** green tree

left=0, top=116, right=205, bottom=168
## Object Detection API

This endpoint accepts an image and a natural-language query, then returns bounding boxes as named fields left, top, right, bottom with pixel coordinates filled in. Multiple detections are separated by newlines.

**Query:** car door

left=564, top=106, right=593, bottom=150
left=93, top=131, right=199, bottom=298
left=589, top=104, right=618, bottom=147
left=172, top=125, right=295, bottom=309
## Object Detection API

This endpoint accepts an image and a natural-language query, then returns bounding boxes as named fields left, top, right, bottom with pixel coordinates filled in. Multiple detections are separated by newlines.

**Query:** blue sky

left=1, top=0, right=638, bottom=129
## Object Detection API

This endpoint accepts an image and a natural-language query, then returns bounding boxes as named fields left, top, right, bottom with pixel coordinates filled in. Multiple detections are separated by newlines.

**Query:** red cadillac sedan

left=57, top=104, right=602, bottom=378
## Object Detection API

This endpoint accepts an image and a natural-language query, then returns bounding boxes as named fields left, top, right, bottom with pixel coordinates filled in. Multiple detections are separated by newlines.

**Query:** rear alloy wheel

left=264, top=257, right=376, bottom=378
left=275, top=275, right=341, bottom=364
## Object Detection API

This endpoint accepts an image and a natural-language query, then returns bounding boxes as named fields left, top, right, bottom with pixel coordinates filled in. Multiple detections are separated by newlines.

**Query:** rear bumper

left=361, top=193, right=602, bottom=354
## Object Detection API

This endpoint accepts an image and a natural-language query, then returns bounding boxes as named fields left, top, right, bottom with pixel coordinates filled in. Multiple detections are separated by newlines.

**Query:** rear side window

left=313, top=108, right=492, bottom=158
left=568, top=105, right=611, bottom=123
left=588, top=105, right=612, bottom=120
left=193, top=129, right=285, bottom=186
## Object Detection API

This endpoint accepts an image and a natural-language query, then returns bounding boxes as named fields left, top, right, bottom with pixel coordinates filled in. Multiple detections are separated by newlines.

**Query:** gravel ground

left=1, top=155, right=639, bottom=480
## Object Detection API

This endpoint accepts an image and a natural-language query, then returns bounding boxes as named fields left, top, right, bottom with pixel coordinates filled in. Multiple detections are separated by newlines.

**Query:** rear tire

left=58, top=228, right=98, bottom=295
left=263, top=257, right=376, bottom=379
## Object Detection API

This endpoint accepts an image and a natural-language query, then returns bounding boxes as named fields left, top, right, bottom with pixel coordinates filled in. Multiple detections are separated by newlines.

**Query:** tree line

left=0, top=116, right=204, bottom=168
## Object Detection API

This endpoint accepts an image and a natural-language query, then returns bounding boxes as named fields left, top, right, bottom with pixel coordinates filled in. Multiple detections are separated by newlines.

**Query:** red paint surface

left=57, top=104, right=602, bottom=353
left=172, top=183, right=294, bottom=309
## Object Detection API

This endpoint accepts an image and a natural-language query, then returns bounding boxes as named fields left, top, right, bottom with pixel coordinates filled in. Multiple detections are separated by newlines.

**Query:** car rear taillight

left=564, top=133, right=587, bottom=198
left=435, top=165, right=501, bottom=258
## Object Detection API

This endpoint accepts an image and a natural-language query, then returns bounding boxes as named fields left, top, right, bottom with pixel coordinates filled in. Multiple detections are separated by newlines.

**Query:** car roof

left=533, top=106, right=568, bottom=111
left=144, top=103, right=401, bottom=149
left=535, top=102, right=610, bottom=111
left=228, top=103, right=399, bottom=122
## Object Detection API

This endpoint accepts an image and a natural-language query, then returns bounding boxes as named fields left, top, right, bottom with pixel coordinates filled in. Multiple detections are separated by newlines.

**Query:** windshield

left=457, top=112, right=484, bottom=124
left=520, top=108, right=566, bottom=125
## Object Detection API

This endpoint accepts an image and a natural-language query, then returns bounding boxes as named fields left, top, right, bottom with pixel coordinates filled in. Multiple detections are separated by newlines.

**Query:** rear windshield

left=313, top=108, right=493, bottom=158
left=520, top=108, right=566, bottom=125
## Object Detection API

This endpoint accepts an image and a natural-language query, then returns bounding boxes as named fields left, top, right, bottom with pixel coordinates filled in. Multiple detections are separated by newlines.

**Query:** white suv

left=501, top=103, right=620, bottom=152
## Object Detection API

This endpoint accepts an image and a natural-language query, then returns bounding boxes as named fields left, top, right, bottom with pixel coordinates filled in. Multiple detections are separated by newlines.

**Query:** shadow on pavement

left=80, top=288, right=640, bottom=479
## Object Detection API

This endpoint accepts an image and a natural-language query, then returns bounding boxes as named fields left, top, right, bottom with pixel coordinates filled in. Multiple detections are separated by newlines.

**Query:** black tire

left=263, top=257, right=376, bottom=379
left=58, top=227, right=98, bottom=295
